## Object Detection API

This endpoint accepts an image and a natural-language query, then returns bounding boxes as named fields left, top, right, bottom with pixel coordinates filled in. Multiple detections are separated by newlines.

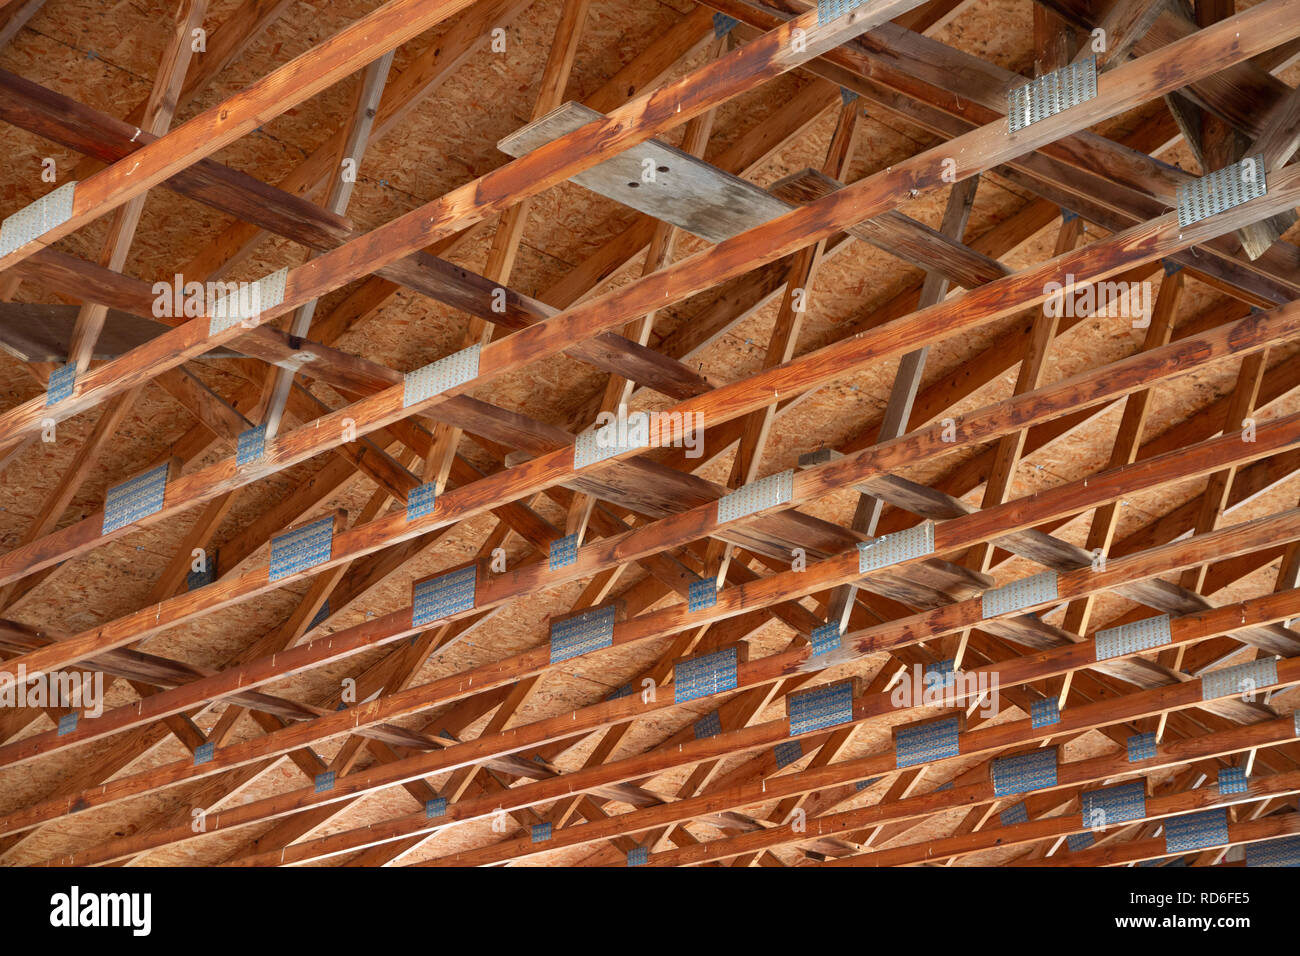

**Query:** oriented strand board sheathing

left=1, top=0, right=1298, bottom=871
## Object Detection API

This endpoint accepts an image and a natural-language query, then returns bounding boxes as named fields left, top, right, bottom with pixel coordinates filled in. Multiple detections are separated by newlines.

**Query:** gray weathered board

left=498, top=101, right=793, bottom=244
left=499, top=103, right=1010, bottom=293
left=0, top=304, right=241, bottom=363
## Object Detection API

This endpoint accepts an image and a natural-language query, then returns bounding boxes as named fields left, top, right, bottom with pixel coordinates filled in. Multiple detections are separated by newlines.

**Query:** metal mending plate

left=925, top=658, right=955, bottom=689
left=857, top=521, right=935, bottom=574
left=1030, top=698, right=1060, bottom=728
left=817, top=0, right=872, bottom=25
left=1201, top=658, right=1278, bottom=702
left=1177, top=154, right=1267, bottom=228
left=1218, top=767, right=1248, bottom=795
left=308, top=599, right=330, bottom=630
left=1095, top=615, right=1172, bottom=661
left=810, top=622, right=842, bottom=657
left=895, top=715, right=960, bottom=769
left=982, top=571, right=1059, bottom=618
left=0, top=181, right=77, bottom=259
left=402, top=343, right=480, bottom=408
left=788, top=680, right=855, bottom=736
left=45, top=363, right=76, bottom=405
left=549, top=532, right=579, bottom=571
left=406, top=482, right=436, bottom=521
left=1127, top=731, right=1157, bottom=762
left=498, top=102, right=794, bottom=245
left=412, top=565, right=477, bottom=627
left=1007, top=56, right=1097, bottom=134
left=208, top=267, right=288, bottom=337
left=717, top=469, right=794, bottom=524
left=674, top=646, right=739, bottom=704
left=693, top=711, right=722, bottom=740
left=1000, top=801, right=1029, bottom=827
left=236, top=424, right=267, bottom=467
left=990, top=748, right=1058, bottom=797
left=1164, top=808, right=1229, bottom=854
left=549, top=604, right=618, bottom=664
left=102, top=462, right=170, bottom=535
left=1067, top=831, right=1095, bottom=852
left=187, top=550, right=216, bottom=591
left=573, top=412, right=651, bottom=469
left=773, top=740, right=803, bottom=769
left=687, top=576, right=717, bottom=612
left=1246, top=835, right=1300, bottom=867
left=269, top=515, right=335, bottom=582
left=1081, top=781, right=1147, bottom=828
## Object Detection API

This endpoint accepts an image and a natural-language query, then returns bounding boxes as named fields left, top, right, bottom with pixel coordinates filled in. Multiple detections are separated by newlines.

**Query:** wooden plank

left=2, top=172, right=1299, bottom=678
left=0, top=0, right=43, bottom=51
left=421, top=0, right=596, bottom=497
left=820, top=175, right=982, bottom=630
left=722, top=3, right=1300, bottom=303
left=499, top=100, right=792, bottom=243
left=8, top=392, right=1300, bottom=799
left=1, top=10, right=1293, bottom=593
left=0, top=0, right=482, bottom=271
left=769, top=167, right=1009, bottom=288
left=260, top=52, right=394, bottom=438
left=0, top=0, right=943, bottom=446
left=37, top=569, right=1300, bottom=865
left=435, top=718, right=1300, bottom=867
left=65, top=0, right=208, bottom=373
left=0, top=304, right=240, bottom=361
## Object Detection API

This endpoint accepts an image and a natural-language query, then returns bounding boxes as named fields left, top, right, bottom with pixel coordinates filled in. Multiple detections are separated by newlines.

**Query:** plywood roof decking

left=0, top=0, right=1296, bottom=868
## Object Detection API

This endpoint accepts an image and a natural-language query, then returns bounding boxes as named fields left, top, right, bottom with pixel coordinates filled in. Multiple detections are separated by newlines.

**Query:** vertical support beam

left=563, top=28, right=733, bottom=544
left=260, top=51, right=394, bottom=438
left=1051, top=266, right=1185, bottom=707
left=0, top=0, right=46, bottom=53
left=421, top=0, right=595, bottom=494
left=1150, top=346, right=1267, bottom=740
left=823, top=174, right=980, bottom=631
left=944, top=213, right=1086, bottom=669
left=66, top=0, right=210, bottom=373
left=703, top=92, right=862, bottom=586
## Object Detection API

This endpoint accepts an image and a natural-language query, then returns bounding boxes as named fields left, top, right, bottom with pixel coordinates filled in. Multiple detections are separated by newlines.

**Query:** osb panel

left=0, top=0, right=1296, bottom=869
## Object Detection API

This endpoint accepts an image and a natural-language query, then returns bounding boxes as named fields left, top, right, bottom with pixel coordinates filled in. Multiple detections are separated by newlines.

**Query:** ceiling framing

left=0, top=0, right=1298, bottom=867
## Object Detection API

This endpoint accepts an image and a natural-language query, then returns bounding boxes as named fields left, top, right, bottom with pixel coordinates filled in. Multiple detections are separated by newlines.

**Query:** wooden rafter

left=0, top=0, right=1298, bottom=873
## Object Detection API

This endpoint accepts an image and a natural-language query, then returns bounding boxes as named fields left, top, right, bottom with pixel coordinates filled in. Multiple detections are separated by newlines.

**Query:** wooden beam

left=259, top=52, right=393, bottom=438
left=65, top=0, right=209, bottom=373
left=4, top=187, right=1300, bottom=688
left=10, top=400, right=1300, bottom=828
left=0, top=0, right=43, bottom=52
left=42, top=569, right=1300, bottom=865
left=0, top=0, right=483, bottom=272
left=4, top=16, right=1296, bottom=609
